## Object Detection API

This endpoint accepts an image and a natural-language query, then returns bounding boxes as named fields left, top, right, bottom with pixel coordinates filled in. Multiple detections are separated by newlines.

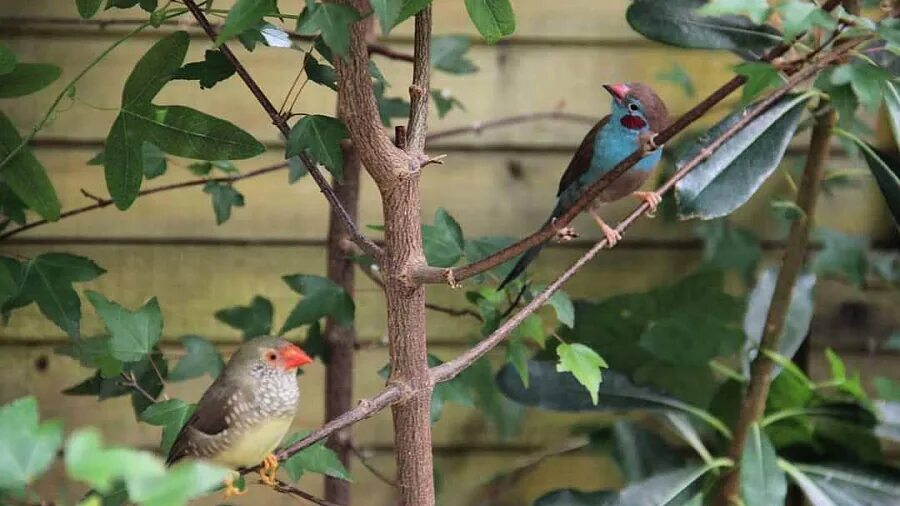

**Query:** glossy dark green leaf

left=77, top=0, right=104, bottom=18
left=676, top=94, right=809, bottom=220
left=286, top=115, right=349, bottom=181
left=431, top=36, right=478, bottom=74
left=140, top=399, right=195, bottom=454
left=121, top=31, right=189, bottom=108
left=370, top=0, right=433, bottom=34
left=464, top=0, right=516, bottom=44
left=281, top=431, right=351, bottom=481
left=422, top=207, right=465, bottom=267
left=216, top=0, right=277, bottom=44
left=885, top=81, right=900, bottom=151
left=168, top=335, right=224, bottom=381
left=856, top=142, right=900, bottom=230
left=87, top=291, right=162, bottom=362
left=302, top=321, right=328, bottom=364
left=202, top=181, right=244, bottom=225
left=0, top=44, right=16, bottom=75
left=19, top=253, right=105, bottom=339
left=0, top=259, right=18, bottom=308
left=741, top=424, right=787, bottom=506
left=0, top=112, right=61, bottom=220
left=63, top=351, right=167, bottom=415
left=173, top=50, right=236, bottom=89
left=281, top=274, right=354, bottom=333
left=0, top=63, right=61, bottom=98
left=303, top=53, right=337, bottom=91
left=103, top=113, right=143, bottom=210
left=594, top=420, right=685, bottom=483
left=214, top=295, right=273, bottom=340
left=783, top=461, right=900, bottom=506
left=0, top=182, right=27, bottom=227
left=0, top=397, right=63, bottom=490
left=626, top=0, right=781, bottom=53
left=465, top=356, right=524, bottom=439
left=297, top=3, right=361, bottom=58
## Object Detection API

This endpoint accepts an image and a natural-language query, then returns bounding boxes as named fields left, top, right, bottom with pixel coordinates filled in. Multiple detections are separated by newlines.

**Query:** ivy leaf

left=0, top=63, right=61, bottom=98
left=370, top=0, right=432, bottom=34
left=431, top=89, right=466, bottom=118
left=556, top=343, right=607, bottom=405
left=281, top=431, right=351, bottom=481
left=216, top=0, right=278, bottom=45
left=281, top=275, right=354, bottom=333
left=812, top=229, right=869, bottom=287
left=0, top=112, right=61, bottom=220
left=77, top=0, right=104, bottom=18
left=0, top=397, right=63, bottom=490
left=697, top=0, right=770, bottom=24
left=741, top=424, right=787, bottom=506
left=286, top=115, right=350, bottom=181
left=304, top=53, right=338, bottom=91
left=675, top=93, right=809, bottom=220
left=782, top=462, right=900, bottom=506
left=734, top=62, right=782, bottom=104
left=464, top=0, right=515, bottom=44
left=202, top=181, right=244, bottom=225
left=168, top=335, right=224, bottom=381
left=214, top=296, right=273, bottom=340
left=297, top=3, right=361, bottom=58
left=56, top=336, right=123, bottom=378
left=173, top=50, right=236, bottom=89
left=140, top=399, right=196, bottom=454
left=0, top=44, right=16, bottom=75
left=431, top=36, right=478, bottom=74
left=63, top=351, right=167, bottom=416
left=422, top=208, right=465, bottom=268
left=87, top=291, right=163, bottom=363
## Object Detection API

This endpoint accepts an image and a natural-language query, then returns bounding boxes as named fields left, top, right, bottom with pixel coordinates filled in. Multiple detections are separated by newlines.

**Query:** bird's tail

left=498, top=200, right=567, bottom=290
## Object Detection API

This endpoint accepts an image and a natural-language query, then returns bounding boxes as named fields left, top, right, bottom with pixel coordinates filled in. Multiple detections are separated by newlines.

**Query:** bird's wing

left=556, top=116, right=609, bottom=197
left=166, top=376, right=250, bottom=465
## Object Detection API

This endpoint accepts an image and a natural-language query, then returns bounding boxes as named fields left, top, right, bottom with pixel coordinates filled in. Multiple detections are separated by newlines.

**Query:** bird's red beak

left=279, top=343, right=313, bottom=370
left=603, top=83, right=630, bottom=103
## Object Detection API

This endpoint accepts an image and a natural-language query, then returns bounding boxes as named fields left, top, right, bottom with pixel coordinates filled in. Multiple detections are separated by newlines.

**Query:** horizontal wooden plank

left=6, top=147, right=895, bottom=242
left=2, top=33, right=741, bottom=148
left=2, top=0, right=648, bottom=42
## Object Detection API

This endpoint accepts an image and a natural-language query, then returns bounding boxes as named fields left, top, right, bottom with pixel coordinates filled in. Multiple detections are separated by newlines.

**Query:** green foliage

left=740, top=424, right=787, bottom=506
left=811, top=229, right=869, bottom=287
left=140, top=399, right=195, bottom=454
left=297, top=2, right=362, bottom=58
left=734, top=62, right=783, bottom=103
left=0, top=63, right=61, bottom=98
left=464, top=0, right=516, bottom=44
left=281, top=274, right=355, bottom=333
left=281, top=431, right=351, bottom=481
left=676, top=93, right=809, bottom=220
left=555, top=343, right=607, bottom=405
left=0, top=397, right=63, bottom=491
left=187, top=160, right=238, bottom=176
left=77, top=0, right=104, bottom=18
left=593, top=420, right=685, bottom=483
left=304, top=53, right=338, bottom=91
left=884, top=81, right=900, bottom=150
left=431, top=89, right=466, bottom=118
left=215, top=295, right=274, bottom=339
left=422, top=208, right=465, bottom=267
left=379, top=355, right=475, bottom=423
left=696, top=219, right=761, bottom=284
left=370, top=0, right=433, bottom=35
left=781, top=461, right=900, bottom=506
left=140, top=142, right=167, bottom=179
left=0, top=112, right=61, bottom=220
left=237, top=22, right=293, bottom=51
left=374, top=81, right=411, bottom=127
left=168, top=335, right=224, bottom=381
left=202, top=181, right=245, bottom=225
left=286, top=115, right=350, bottom=181
left=173, top=50, right=236, bottom=89
left=87, top=291, right=163, bottom=362
left=431, top=36, right=478, bottom=74
left=853, top=140, right=900, bottom=230
left=656, top=63, right=696, bottom=97
left=216, top=0, right=278, bottom=44
left=697, top=0, right=770, bottom=24
left=64, top=350, right=168, bottom=416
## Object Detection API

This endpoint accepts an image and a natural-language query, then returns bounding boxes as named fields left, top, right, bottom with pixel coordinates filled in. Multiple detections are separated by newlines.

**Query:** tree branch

left=405, top=5, right=431, bottom=154
left=179, top=0, right=383, bottom=261
left=410, top=0, right=849, bottom=286
left=272, top=478, right=344, bottom=506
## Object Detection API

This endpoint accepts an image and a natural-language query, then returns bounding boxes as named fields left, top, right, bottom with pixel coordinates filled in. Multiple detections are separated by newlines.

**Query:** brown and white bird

left=166, top=336, right=312, bottom=496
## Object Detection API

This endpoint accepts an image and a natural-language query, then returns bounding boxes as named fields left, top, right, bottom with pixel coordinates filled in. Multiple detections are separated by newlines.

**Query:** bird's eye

left=266, top=351, right=278, bottom=362
left=628, top=103, right=639, bottom=112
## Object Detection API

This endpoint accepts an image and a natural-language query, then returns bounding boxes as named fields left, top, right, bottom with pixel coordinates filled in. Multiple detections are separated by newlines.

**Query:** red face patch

left=620, top=115, right=647, bottom=130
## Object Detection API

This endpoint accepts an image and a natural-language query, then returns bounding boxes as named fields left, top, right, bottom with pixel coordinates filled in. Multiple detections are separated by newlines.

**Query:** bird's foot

left=259, top=453, right=279, bottom=487
left=589, top=210, right=621, bottom=247
left=632, top=191, right=661, bottom=218
left=550, top=217, right=579, bottom=243
left=223, top=473, right=246, bottom=499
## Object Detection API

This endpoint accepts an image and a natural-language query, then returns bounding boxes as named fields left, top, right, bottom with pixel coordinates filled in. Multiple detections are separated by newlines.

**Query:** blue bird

left=499, top=83, right=670, bottom=289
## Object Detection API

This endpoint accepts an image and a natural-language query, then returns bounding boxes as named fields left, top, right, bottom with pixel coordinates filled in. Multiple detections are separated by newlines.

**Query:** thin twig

left=179, top=0, right=383, bottom=261
left=120, top=372, right=157, bottom=403
left=272, top=478, right=344, bottom=506
left=348, top=443, right=398, bottom=488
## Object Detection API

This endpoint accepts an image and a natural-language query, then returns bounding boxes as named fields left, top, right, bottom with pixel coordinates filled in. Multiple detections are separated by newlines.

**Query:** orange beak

left=279, top=343, right=313, bottom=370
left=603, top=83, right=630, bottom=103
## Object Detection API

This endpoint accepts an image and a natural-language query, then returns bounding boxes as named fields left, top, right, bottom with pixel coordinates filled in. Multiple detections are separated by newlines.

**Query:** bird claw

left=600, top=222, right=622, bottom=247
left=550, top=217, right=579, bottom=243
left=259, top=453, right=279, bottom=487
left=632, top=191, right=661, bottom=218
left=223, top=473, right=246, bottom=498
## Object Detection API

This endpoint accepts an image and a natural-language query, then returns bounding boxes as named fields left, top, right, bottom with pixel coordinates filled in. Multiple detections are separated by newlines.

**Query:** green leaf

left=288, top=156, right=309, bottom=183
left=528, top=284, right=574, bottom=328
left=0, top=112, right=61, bottom=220
left=286, top=115, right=349, bottom=181
left=656, top=62, right=695, bottom=98
left=511, top=314, right=545, bottom=348
left=141, top=142, right=167, bottom=179
left=140, top=399, right=195, bottom=454
left=464, top=0, right=516, bottom=44
left=431, top=36, right=478, bottom=74
left=56, top=336, right=123, bottom=377
left=298, top=4, right=361, bottom=58
left=856, top=141, right=900, bottom=230
left=696, top=219, right=761, bottom=283
left=19, top=253, right=105, bottom=339
left=741, top=424, right=787, bottom=506
left=173, top=49, right=236, bottom=89
left=238, top=22, right=292, bottom=50
left=811, top=229, right=869, bottom=287
left=0, top=397, right=63, bottom=490
left=121, top=31, right=189, bottom=108
left=743, top=269, right=815, bottom=376
left=302, top=320, right=328, bottom=364
left=103, top=113, right=144, bottom=210
left=640, top=314, right=744, bottom=366
left=782, top=461, right=900, bottom=506
left=422, top=207, right=465, bottom=268
left=831, top=62, right=890, bottom=109
left=535, top=489, right=615, bottom=505
left=555, top=343, right=607, bottom=405
left=595, top=420, right=685, bottom=483
left=735, top=62, right=783, bottom=103
left=697, top=0, right=770, bottom=24
left=63, top=351, right=167, bottom=415
left=187, top=160, right=238, bottom=176
left=202, top=181, right=244, bottom=225
left=370, top=0, right=433, bottom=34
left=303, top=53, right=338, bottom=91
left=0, top=63, right=61, bottom=98
left=215, top=0, right=278, bottom=45
left=0, top=44, right=16, bottom=75
left=131, top=460, right=229, bottom=506
left=168, top=335, right=224, bottom=381
left=77, top=0, right=104, bottom=18
left=281, top=431, right=351, bottom=481
left=506, top=339, right=531, bottom=387
left=627, top=0, right=781, bottom=53
left=464, top=235, right=517, bottom=282
left=214, top=296, right=273, bottom=339
left=374, top=82, right=410, bottom=127
left=87, top=291, right=162, bottom=362
left=885, top=81, right=900, bottom=151
left=431, top=88, right=466, bottom=118
left=676, top=94, right=809, bottom=219
left=281, top=275, right=355, bottom=333
left=65, top=428, right=163, bottom=494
